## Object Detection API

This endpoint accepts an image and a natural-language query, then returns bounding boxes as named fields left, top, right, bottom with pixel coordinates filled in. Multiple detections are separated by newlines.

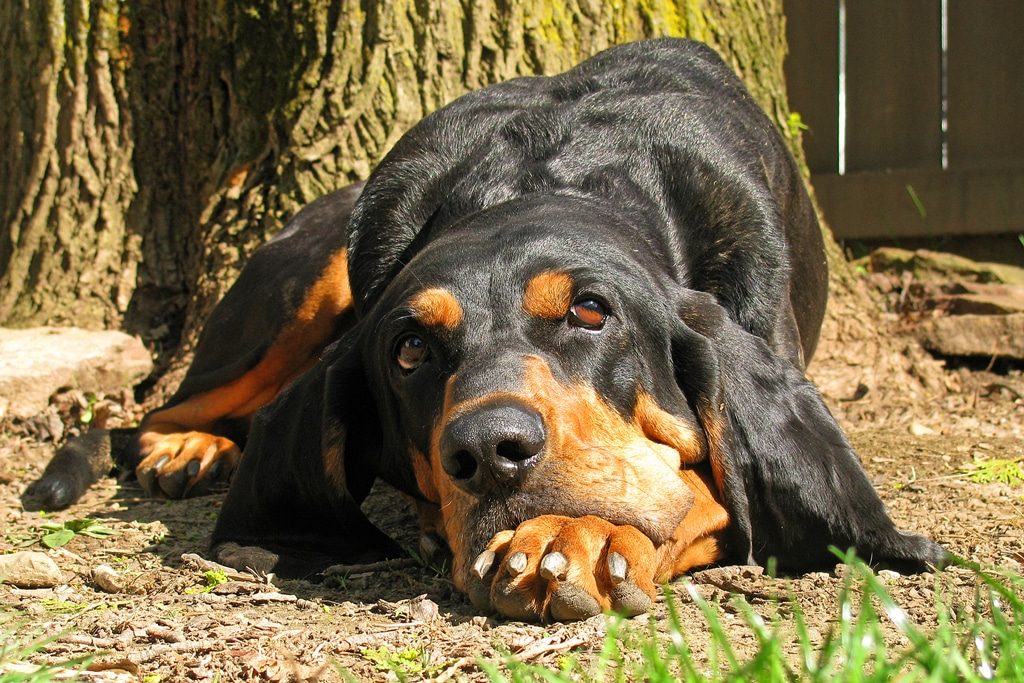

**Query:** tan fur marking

left=523, top=271, right=574, bottom=320
left=322, top=444, right=346, bottom=491
left=414, top=499, right=445, bottom=541
left=658, top=466, right=730, bottom=579
left=411, top=447, right=440, bottom=504
left=409, top=288, right=463, bottom=330
left=141, top=247, right=353, bottom=436
left=697, top=399, right=730, bottom=500
left=672, top=536, right=723, bottom=573
left=430, top=378, right=477, bottom=588
left=634, top=391, right=704, bottom=465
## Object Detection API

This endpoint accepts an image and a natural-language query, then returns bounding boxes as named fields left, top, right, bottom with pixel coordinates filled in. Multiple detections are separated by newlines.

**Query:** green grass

left=36, top=518, right=117, bottom=549
left=959, top=456, right=1024, bottom=487
left=0, top=629, right=92, bottom=683
left=481, top=550, right=1024, bottom=682
left=183, top=568, right=230, bottom=594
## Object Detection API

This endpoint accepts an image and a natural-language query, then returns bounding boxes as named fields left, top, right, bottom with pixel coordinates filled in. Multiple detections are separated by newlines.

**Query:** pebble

left=0, top=551, right=63, bottom=588
left=909, top=422, right=936, bottom=436
left=408, top=595, right=441, bottom=623
left=93, top=563, right=126, bottom=593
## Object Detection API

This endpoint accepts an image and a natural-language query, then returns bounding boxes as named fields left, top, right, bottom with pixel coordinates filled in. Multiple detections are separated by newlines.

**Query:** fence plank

left=947, top=1, right=1024, bottom=170
left=784, top=0, right=840, bottom=174
left=812, top=168, right=1024, bottom=239
left=845, top=0, right=942, bottom=172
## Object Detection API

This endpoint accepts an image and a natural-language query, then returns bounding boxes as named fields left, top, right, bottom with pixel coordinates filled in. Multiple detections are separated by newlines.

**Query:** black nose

left=439, top=402, right=546, bottom=496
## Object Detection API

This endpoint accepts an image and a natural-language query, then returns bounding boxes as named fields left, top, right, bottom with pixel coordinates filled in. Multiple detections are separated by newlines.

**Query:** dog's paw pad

left=212, top=542, right=279, bottom=574
left=21, top=477, right=77, bottom=511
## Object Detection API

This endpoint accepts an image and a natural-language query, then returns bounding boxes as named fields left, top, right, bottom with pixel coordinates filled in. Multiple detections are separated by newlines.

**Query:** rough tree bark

left=2, top=0, right=849, bottom=401
left=0, top=0, right=138, bottom=328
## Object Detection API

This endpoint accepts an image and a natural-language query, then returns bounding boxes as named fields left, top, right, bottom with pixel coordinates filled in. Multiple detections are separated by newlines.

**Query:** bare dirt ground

left=1, top=283, right=1022, bottom=681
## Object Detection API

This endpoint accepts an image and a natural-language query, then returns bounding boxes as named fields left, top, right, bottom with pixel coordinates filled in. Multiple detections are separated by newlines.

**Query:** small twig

left=519, top=634, right=590, bottom=661
left=250, top=592, right=298, bottom=604
left=515, top=628, right=591, bottom=661
left=57, top=634, right=123, bottom=649
left=180, top=553, right=266, bottom=583
left=435, top=656, right=476, bottom=682
left=93, top=548, right=146, bottom=556
left=130, top=639, right=221, bottom=664
left=894, top=472, right=973, bottom=486
left=321, top=557, right=417, bottom=577
left=985, top=382, right=1024, bottom=401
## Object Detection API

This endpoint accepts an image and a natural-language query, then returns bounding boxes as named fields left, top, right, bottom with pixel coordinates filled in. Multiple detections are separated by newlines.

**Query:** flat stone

left=919, top=313, right=1024, bottom=359
left=861, top=247, right=1024, bottom=285
left=0, top=327, right=152, bottom=419
left=0, top=551, right=64, bottom=588
left=918, top=282, right=1024, bottom=315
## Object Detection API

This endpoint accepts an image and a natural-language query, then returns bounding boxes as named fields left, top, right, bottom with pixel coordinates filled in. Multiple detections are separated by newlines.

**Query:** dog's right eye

left=396, top=334, right=430, bottom=373
left=568, top=297, right=608, bottom=330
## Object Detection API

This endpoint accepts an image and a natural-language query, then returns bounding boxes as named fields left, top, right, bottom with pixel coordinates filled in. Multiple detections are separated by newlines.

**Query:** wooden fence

left=785, top=0, right=1024, bottom=239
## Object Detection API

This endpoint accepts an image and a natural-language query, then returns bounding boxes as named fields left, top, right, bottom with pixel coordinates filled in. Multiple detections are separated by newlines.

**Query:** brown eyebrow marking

left=523, top=270, right=574, bottom=320
left=409, top=287, right=464, bottom=330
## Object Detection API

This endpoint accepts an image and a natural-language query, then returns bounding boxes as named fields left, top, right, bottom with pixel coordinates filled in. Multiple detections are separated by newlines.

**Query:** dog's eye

left=568, top=298, right=608, bottom=330
left=396, top=335, right=430, bottom=372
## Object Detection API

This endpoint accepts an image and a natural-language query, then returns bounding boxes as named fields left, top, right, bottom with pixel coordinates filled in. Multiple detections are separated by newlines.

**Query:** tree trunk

left=0, top=0, right=138, bottom=328
left=2, top=0, right=843, bottom=402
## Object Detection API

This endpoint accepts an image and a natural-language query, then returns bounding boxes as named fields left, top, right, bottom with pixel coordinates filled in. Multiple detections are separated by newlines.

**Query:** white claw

left=472, top=550, right=496, bottom=579
left=539, top=552, right=568, bottom=581
left=507, top=551, right=528, bottom=575
left=608, top=551, right=628, bottom=583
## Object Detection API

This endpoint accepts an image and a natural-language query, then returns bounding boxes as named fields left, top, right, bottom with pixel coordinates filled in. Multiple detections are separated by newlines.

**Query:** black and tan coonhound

left=27, top=38, right=945, bottom=622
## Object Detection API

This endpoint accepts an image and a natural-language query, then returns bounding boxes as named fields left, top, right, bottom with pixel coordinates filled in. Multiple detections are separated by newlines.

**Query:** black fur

left=671, top=290, right=946, bottom=569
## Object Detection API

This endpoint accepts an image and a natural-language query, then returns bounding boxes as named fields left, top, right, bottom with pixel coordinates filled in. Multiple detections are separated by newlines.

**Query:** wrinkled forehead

left=374, top=197, right=664, bottom=323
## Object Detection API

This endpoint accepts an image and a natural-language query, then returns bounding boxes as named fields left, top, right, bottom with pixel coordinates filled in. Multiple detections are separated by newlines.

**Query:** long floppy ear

left=672, top=289, right=947, bottom=572
left=210, top=330, right=402, bottom=578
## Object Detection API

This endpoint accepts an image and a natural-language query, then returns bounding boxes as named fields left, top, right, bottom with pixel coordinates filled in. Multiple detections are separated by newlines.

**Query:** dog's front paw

left=135, top=431, right=240, bottom=498
left=467, top=515, right=657, bottom=621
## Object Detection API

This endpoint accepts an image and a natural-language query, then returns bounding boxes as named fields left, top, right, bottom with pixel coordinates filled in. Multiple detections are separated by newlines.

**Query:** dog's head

left=356, top=194, right=717, bottom=591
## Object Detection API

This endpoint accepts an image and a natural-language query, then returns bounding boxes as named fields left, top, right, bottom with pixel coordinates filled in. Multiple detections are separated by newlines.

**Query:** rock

left=92, top=563, right=126, bottom=593
left=918, top=313, right=1024, bottom=359
left=912, top=282, right=1024, bottom=315
left=0, top=551, right=64, bottom=588
left=407, top=594, right=441, bottom=623
left=878, top=569, right=902, bottom=582
left=0, top=327, right=151, bottom=419
left=943, top=285, right=1024, bottom=315
left=909, top=422, right=935, bottom=436
left=860, top=248, right=1024, bottom=285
